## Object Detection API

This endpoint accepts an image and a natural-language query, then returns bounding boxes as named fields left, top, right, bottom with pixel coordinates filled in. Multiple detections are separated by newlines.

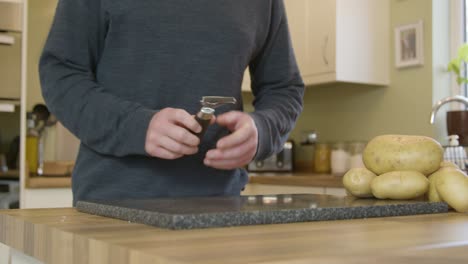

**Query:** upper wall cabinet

left=242, top=0, right=390, bottom=91
left=0, top=0, right=23, bottom=100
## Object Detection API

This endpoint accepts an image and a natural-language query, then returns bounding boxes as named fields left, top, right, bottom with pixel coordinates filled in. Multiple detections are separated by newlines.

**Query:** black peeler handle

left=194, top=107, right=214, bottom=140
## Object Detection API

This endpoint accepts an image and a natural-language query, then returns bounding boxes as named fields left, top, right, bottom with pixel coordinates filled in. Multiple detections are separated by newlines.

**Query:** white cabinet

left=242, top=184, right=347, bottom=197
left=241, top=183, right=347, bottom=196
left=242, top=184, right=325, bottom=195
left=241, top=0, right=389, bottom=91
left=22, top=188, right=72, bottom=209
left=325, top=187, right=347, bottom=196
left=289, top=0, right=336, bottom=80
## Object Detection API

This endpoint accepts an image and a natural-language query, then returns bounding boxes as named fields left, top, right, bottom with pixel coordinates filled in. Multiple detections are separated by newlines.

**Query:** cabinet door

left=297, top=0, right=336, bottom=78
left=241, top=0, right=337, bottom=92
left=284, top=0, right=310, bottom=77
left=0, top=32, right=22, bottom=99
left=242, top=0, right=313, bottom=92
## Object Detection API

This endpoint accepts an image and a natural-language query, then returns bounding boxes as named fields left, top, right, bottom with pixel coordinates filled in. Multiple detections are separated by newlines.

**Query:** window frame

left=450, top=0, right=466, bottom=97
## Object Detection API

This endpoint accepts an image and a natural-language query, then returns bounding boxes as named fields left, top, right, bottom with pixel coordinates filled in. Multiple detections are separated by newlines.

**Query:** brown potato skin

left=371, top=170, right=429, bottom=200
left=363, top=135, right=443, bottom=175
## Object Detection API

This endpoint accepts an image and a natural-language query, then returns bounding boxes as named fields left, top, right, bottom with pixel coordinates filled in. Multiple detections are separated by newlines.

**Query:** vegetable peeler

left=195, top=96, right=237, bottom=139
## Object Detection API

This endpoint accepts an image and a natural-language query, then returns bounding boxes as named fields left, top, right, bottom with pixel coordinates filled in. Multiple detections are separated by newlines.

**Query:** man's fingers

left=146, top=144, right=183, bottom=160
left=216, top=124, right=252, bottom=149
left=145, top=108, right=206, bottom=159
left=160, top=136, right=198, bottom=155
left=205, top=140, right=256, bottom=160
left=172, top=109, right=202, bottom=134
left=216, top=111, right=242, bottom=131
left=166, top=124, right=200, bottom=147
left=204, top=156, right=253, bottom=170
left=209, top=115, right=216, bottom=125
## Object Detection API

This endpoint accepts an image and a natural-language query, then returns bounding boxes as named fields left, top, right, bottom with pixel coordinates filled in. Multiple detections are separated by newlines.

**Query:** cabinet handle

left=0, top=34, right=15, bottom=46
left=322, top=35, right=329, bottom=66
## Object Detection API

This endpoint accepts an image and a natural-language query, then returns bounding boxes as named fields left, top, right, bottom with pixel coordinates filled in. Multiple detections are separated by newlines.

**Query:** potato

left=439, top=161, right=460, bottom=169
left=427, top=164, right=459, bottom=202
left=435, top=168, right=468, bottom=213
left=363, top=135, right=443, bottom=175
left=427, top=168, right=445, bottom=202
left=342, top=168, right=377, bottom=198
left=371, top=170, right=429, bottom=200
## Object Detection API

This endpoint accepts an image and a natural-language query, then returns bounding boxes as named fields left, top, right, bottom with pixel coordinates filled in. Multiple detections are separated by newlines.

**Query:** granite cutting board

left=76, top=194, right=449, bottom=230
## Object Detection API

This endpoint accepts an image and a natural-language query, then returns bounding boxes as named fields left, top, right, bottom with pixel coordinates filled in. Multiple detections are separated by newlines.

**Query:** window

left=451, top=0, right=468, bottom=97
left=462, top=0, right=468, bottom=96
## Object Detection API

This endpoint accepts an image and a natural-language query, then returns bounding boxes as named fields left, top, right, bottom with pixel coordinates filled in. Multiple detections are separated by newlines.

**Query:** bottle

left=331, top=142, right=350, bottom=176
left=300, top=130, right=318, bottom=171
left=349, top=141, right=366, bottom=169
left=26, top=113, right=39, bottom=175
left=314, top=143, right=331, bottom=173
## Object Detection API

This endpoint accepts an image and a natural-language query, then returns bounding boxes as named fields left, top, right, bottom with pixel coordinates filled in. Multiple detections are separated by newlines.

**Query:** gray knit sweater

left=39, top=0, right=304, bottom=204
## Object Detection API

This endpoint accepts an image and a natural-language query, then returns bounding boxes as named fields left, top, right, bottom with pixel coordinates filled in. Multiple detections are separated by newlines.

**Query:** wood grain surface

left=249, top=173, right=344, bottom=188
left=22, top=172, right=343, bottom=189
left=1, top=208, right=468, bottom=263
left=0, top=170, right=19, bottom=180
left=26, top=176, right=71, bottom=188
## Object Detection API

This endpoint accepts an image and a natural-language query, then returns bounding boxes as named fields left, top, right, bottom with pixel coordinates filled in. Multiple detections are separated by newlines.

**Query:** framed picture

left=394, top=21, right=424, bottom=68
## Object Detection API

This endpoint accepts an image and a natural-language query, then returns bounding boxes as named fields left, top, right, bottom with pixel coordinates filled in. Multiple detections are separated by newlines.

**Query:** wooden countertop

left=0, top=170, right=19, bottom=180
left=26, top=176, right=71, bottom=188
left=249, top=172, right=344, bottom=188
left=1, top=208, right=468, bottom=263
left=24, top=172, right=342, bottom=189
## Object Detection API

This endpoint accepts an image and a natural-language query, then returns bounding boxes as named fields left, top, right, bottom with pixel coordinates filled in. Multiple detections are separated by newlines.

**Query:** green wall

left=244, top=0, right=438, bottom=162
left=26, top=0, right=58, bottom=111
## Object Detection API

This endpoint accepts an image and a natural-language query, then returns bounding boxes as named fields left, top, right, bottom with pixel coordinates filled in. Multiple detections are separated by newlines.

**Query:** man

left=39, top=0, right=304, bottom=204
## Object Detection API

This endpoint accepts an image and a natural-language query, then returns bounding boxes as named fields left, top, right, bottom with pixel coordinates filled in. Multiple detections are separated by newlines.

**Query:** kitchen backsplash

left=242, top=82, right=435, bottom=162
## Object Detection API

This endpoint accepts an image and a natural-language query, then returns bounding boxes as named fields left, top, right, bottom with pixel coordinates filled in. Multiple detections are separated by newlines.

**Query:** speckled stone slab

left=76, top=194, right=448, bottom=230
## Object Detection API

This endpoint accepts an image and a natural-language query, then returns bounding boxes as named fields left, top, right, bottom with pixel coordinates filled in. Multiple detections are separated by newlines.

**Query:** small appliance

left=247, top=141, right=294, bottom=172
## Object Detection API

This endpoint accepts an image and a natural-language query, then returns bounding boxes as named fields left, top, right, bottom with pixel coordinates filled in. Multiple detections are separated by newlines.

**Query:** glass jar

left=349, top=141, right=366, bottom=169
left=314, top=143, right=331, bottom=173
left=26, top=113, right=39, bottom=175
left=330, top=142, right=350, bottom=176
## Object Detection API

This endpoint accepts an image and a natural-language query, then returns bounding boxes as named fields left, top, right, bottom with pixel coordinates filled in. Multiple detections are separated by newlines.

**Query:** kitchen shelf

left=0, top=99, right=20, bottom=112
left=0, top=170, right=19, bottom=180
left=26, top=176, right=71, bottom=189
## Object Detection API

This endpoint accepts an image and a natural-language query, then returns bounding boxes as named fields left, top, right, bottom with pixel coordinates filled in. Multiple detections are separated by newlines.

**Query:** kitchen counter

left=26, top=175, right=71, bottom=188
left=0, top=170, right=19, bottom=180
left=249, top=172, right=344, bottom=188
left=1, top=208, right=467, bottom=263
left=24, top=172, right=343, bottom=189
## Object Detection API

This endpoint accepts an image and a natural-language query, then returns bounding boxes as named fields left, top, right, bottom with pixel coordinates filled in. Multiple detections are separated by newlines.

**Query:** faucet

left=430, top=95, right=468, bottom=124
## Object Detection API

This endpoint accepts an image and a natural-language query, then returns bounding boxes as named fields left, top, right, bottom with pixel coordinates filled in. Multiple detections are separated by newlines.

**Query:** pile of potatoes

left=342, top=134, right=468, bottom=213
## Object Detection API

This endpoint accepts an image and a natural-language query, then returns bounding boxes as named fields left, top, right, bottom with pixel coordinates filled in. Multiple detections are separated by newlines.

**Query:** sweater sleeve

left=39, top=0, right=157, bottom=157
left=248, top=0, right=305, bottom=160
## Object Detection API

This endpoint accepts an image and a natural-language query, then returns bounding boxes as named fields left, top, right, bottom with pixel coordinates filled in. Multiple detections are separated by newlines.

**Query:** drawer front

left=0, top=32, right=22, bottom=99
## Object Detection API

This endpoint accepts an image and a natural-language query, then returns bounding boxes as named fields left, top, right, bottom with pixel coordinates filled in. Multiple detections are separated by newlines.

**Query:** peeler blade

left=200, top=96, right=237, bottom=108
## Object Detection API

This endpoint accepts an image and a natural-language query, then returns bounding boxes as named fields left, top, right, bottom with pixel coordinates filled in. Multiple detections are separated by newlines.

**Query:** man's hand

left=204, top=111, right=258, bottom=170
left=145, top=108, right=202, bottom=159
